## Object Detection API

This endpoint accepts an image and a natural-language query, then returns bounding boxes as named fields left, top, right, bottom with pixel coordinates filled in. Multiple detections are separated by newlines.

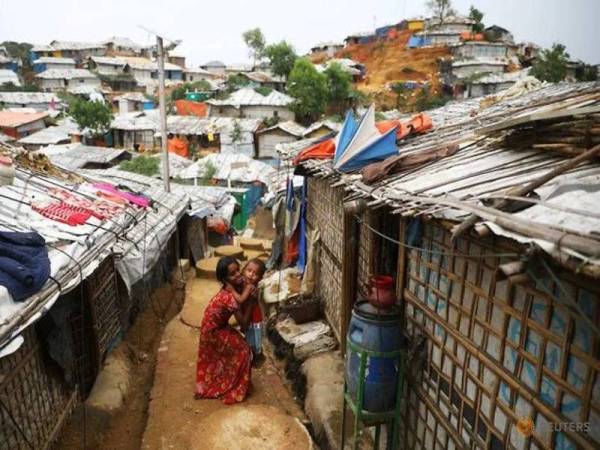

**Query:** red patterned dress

left=195, top=289, right=252, bottom=404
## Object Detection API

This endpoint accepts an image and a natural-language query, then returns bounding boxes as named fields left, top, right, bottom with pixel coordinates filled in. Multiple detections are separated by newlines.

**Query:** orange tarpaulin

left=175, top=100, right=208, bottom=117
left=293, top=113, right=433, bottom=165
left=293, top=138, right=335, bottom=165
left=375, top=112, right=433, bottom=139
left=168, top=137, right=189, bottom=158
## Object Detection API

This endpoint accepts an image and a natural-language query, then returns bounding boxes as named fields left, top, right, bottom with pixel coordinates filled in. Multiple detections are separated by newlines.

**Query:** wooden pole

left=157, top=36, right=170, bottom=192
left=451, top=143, right=600, bottom=241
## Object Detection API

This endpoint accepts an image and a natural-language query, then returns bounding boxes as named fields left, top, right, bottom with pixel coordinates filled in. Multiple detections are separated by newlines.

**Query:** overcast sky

left=1, top=0, right=598, bottom=66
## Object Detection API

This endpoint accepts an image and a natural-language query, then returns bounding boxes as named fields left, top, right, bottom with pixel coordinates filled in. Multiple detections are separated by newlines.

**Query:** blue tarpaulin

left=336, top=128, right=398, bottom=172
left=407, top=35, right=431, bottom=48
left=334, top=111, right=358, bottom=164
left=297, top=179, right=307, bottom=273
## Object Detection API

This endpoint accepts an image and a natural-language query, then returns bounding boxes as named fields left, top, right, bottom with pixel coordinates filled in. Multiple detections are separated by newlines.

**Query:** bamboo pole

left=451, top=143, right=600, bottom=241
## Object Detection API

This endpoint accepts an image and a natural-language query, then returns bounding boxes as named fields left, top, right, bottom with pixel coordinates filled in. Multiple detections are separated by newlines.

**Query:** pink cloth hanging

left=92, top=183, right=150, bottom=208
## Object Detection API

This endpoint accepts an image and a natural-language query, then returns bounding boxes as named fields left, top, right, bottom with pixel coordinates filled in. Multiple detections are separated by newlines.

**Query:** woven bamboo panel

left=85, top=256, right=122, bottom=365
left=0, top=328, right=76, bottom=450
left=307, top=178, right=345, bottom=340
left=401, top=221, right=600, bottom=450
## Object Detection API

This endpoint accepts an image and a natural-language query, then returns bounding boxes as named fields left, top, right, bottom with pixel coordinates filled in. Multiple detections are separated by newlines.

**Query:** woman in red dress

left=195, top=256, right=255, bottom=404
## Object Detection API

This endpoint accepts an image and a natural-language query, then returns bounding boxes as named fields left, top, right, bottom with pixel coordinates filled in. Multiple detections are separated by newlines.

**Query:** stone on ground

left=214, top=245, right=245, bottom=259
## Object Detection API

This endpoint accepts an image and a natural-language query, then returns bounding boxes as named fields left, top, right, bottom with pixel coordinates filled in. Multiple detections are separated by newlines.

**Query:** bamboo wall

left=399, top=221, right=600, bottom=450
left=306, top=178, right=345, bottom=340
left=0, top=328, right=77, bottom=450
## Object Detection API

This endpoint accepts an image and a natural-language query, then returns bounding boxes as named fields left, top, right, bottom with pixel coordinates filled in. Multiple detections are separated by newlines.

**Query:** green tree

left=0, top=41, right=33, bottom=62
left=324, top=62, right=352, bottom=113
left=0, top=82, right=40, bottom=93
left=576, top=64, right=598, bottom=82
left=530, top=43, right=570, bottom=82
left=287, top=59, right=329, bottom=124
left=69, top=98, right=113, bottom=137
left=171, top=80, right=213, bottom=101
left=426, top=0, right=456, bottom=24
left=263, top=41, right=298, bottom=79
left=242, top=28, right=266, bottom=67
left=225, top=74, right=251, bottom=92
left=469, top=6, right=485, bottom=33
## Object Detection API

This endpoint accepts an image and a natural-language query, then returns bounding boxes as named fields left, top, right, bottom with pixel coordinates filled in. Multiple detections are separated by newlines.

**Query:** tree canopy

left=426, top=0, right=455, bottom=23
left=263, top=41, right=298, bottom=79
left=324, top=62, right=352, bottom=113
left=242, top=28, right=266, bottom=66
left=530, top=43, right=570, bottom=83
left=69, top=98, right=113, bottom=136
left=468, top=6, right=485, bottom=33
left=171, top=80, right=213, bottom=101
left=287, top=59, right=328, bottom=124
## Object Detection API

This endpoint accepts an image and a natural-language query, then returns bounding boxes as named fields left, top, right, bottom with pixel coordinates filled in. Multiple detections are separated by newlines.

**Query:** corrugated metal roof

left=18, top=118, right=78, bottom=145
left=0, top=110, right=48, bottom=128
left=48, top=40, right=106, bottom=50
left=302, top=120, right=342, bottom=137
left=0, top=92, right=61, bottom=105
left=472, top=69, right=531, bottom=85
left=202, top=60, right=226, bottom=68
left=36, top=68, right=98, bottom=79
left=207, top=87, right=292, bottom=108
left=114, top=92, right=148, bottom=103
left=452, top=57, right=509, bottom=67
left=38, top=144, right=130, bottom=169
left=0, top=70, right=20, bottom=86
left=33, top=57, right=76, bottom=65
left=258, top=120, right=306, bottom=137
left=90, top=56, right=128, bottom=67
left=242, top=71, right=285, bottom=84
left=110, top=111, right=262, bottom=135
left=102, top=36, right=144, bottom=50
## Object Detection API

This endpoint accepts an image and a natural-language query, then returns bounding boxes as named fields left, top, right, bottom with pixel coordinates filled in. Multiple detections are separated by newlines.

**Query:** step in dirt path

left=141, top=269, right=311, bottom=450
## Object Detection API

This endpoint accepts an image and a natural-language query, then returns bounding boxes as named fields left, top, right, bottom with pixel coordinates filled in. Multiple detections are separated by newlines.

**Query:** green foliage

left=119, top=156, right=160, bottom=176
left=375, top=111, right=386, bottom=122
left=530, top=43, right=570, bottom=83
left=426, top=0, right=456, bottom=23
left=469, top=6, right=485, bottom=33
left=575, top=64, right=598, bottom=82
left=263, top=41, right=298, bottom=79
left=69, top=98, right=113, bottom=136
left=324, top=62, right=352, bottom=103
left=202, top=160, right=217, bottom=182
left=171, top=80, right=213, bottom=101
left=262, top=116, right=280, bottom=128
left=391, top=83, right=409, bottom=110
left=287, top=59, right=329, bottom=123
left=242, top=28, right=266, bottom=65
left=231, top=120, right=242, bottom=143
left=415, top=86, right=451, bottom=112
left=348, top=88, right=370, bottom=107
left=0, top=82, right=40, bottom=92
left=226, top=74, right=251, bottom=92
left=0, top=41, right=32, bottom=61
left=254, top=86, right=273, bottom=96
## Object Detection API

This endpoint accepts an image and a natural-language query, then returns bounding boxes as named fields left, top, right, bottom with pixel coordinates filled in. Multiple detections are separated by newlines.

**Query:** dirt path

left=141, top=271, right=311, bottom=450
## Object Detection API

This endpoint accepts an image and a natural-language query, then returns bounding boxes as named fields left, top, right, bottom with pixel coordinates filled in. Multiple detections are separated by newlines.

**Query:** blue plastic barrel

left=346, top=301, right=403, bottom=413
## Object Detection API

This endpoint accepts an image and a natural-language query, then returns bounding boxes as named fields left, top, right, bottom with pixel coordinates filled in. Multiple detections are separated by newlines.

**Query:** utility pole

left=156, top=35, right=170, bottom=192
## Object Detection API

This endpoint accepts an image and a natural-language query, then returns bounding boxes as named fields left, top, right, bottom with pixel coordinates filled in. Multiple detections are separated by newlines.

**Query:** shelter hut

left=0, top=141, right=234, bottom=448
left=278, top=82, right=600, bottom=450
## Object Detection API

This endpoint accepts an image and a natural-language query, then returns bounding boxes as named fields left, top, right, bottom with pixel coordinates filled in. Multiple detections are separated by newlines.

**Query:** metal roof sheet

left=36, top=68, right=98, bottom=79
left=0, top=92, right=61, bottom=105
left=33, top=57, right=76, bottom=65
left=18, top=118, right=78, bottom=145
left=207, top=87, right=292, bottom=108
left=258, top=120, right=306, bottom=137
left=0, top=110, right=48, bottom=128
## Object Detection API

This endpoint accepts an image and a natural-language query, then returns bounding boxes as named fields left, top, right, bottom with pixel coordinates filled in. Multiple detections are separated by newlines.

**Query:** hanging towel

left=0, top=231, right=51, bottom=302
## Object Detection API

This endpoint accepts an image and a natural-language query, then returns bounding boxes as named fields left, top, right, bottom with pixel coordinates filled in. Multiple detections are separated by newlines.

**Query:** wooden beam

left=340, top=210, right=359, bottom=356
left=451, top=143, right=600, bottom=241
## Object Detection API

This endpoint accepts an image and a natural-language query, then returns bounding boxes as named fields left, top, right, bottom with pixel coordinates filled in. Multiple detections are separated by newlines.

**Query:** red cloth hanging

left=293, top=138, right=336, bottom=165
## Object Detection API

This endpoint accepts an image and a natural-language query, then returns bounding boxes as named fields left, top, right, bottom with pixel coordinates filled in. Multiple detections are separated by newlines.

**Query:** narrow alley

left=141, top=260, right=313, bottom=450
